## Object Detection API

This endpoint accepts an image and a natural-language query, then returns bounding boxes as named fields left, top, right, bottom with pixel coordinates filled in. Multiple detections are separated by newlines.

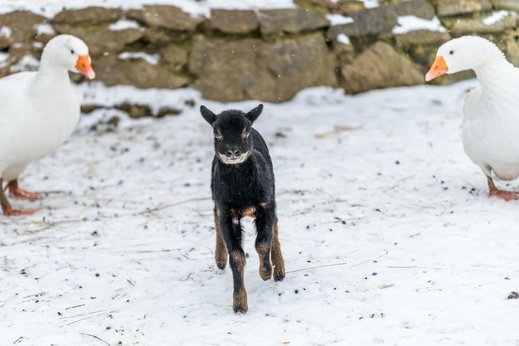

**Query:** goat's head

left=200, top=104, right=263, bottom=165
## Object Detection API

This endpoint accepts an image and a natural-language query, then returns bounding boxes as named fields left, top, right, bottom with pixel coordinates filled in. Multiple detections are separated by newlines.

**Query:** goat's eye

left=70, top=49, right=75, bottom=55
left=449, top=50, right=454, bottom=55
left=243, top=131, right=250, bottom=139
left=214, top=132, right=222, bottom=140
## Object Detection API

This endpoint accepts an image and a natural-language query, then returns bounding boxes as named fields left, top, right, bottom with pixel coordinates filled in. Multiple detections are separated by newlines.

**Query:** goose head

left=426, top=36, right=505, bottom=81
left=42, top=34, right=95, bottom=79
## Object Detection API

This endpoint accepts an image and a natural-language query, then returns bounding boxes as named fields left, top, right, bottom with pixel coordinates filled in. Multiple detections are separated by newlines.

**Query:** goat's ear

left=200, top=105, right=217, bottom=125
left=245, top=104, right=263, bottom=124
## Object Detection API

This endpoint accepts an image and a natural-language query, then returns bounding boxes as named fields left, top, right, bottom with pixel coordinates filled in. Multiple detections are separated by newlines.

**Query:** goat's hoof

left=215, top=259, right=227, bottom=270
left=273, top=266, right=285, bottom=282
left=233, top=293, right=248, bottom=313
left=233, top=303, right=248, bottom=314
left=233, top=290, right=248, bottom=313
left=215, top=247, right=227, bottom=269
left=259, top=266, right=272, bottom=281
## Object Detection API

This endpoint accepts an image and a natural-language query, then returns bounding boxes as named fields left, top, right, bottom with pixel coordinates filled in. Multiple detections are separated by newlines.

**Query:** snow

left=329, top=0, right=378, bottom=7
left=32, top=41, right=43, bottom=49
left=1, top=79, right=519, bottom=345
left=0, top=52, right=9, bottom=68
left=0, top=26, right=12, bottom=38
left=327, top=14, right=354, bottom=26
left=362, top=0, right=379, bottom=8
left=108, top=19, right=142, bottom=31
left=9, top=55, right=40, bottom=72
left=118, top=52, right=159, bottom=65
left=392, top=16, right=447, bottom=35
left=482, top=10, right=510, bottom=26
left=35, top=23, right=55, bottom=36
left=337, top=33, right=351, bottom=45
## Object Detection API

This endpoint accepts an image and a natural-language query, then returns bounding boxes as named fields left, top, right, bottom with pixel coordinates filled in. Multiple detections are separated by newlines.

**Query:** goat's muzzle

left=217, top=151, right=251, bottom=165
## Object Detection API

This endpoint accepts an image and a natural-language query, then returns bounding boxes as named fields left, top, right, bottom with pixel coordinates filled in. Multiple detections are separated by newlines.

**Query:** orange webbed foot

left=3, top=207, right=38, bottom=217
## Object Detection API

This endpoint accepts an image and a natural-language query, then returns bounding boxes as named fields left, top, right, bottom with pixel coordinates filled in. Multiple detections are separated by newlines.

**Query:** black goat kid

left=201, top=104, right=285, bottom=313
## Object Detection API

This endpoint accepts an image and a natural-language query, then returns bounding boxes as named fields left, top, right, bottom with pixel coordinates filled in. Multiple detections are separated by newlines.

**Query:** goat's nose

left=226, top=147, right=240, bottom=157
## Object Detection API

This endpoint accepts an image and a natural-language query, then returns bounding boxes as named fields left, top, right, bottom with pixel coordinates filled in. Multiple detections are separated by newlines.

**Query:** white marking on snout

left=217, top=151, right=251, bottom=165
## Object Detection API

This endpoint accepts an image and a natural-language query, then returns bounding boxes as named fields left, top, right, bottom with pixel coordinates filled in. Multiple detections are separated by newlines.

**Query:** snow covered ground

left=1, top=80, right=519, bottom=345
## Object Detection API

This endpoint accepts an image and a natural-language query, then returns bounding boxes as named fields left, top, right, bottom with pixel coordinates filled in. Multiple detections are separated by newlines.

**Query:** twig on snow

left=321, top=216, right=367, bottom=225
left=28, top=218, right=85, bottom=233
left=60, top=310, right=115, bottom=327
left=314, top=125, right=362, bottom=139
left=60, top=310, right=108, bottom=320
left=133, top=196, right=210, bottom=216
left=286, top=261, right=352, bottom=274
left=79, top=333, right=110, bottom=346
left=286, top=250, right=388, bottom=274
left=351, top=250, right=389, bottom=267
left=386, top=265, right=443, bottom=270
left=65, top=304, right=85, bottom=310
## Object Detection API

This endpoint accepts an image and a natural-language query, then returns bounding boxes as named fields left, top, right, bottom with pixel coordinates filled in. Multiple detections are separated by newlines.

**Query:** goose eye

left=70, top=49, right=75, bottom=55
left=449, top=50, right=454, bottom=55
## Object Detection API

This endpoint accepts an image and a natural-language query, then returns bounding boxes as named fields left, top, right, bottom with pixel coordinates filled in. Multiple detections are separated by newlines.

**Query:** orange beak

left=425, top=56, right=448, bottom=82
left=75, top=54, right=95, bottom=80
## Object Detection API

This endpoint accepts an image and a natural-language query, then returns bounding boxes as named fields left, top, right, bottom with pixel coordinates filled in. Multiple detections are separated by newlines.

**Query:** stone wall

left=1, top=0, right=518, bottom=103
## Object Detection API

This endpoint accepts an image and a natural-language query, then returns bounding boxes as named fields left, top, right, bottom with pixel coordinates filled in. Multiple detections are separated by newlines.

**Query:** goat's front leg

left=214, top=208, right=227, bottom=269
left=220, top=211, right=248, bottom=313
left=255, top=208, right=274, bottom=281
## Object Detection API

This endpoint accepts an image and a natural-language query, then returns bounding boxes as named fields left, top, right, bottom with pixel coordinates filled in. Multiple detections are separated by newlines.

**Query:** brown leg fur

left=214, top=210, right=227, bottom=269
left=256, top=241, right=272, bottom=281
left=230, top=250, right=248, bottom=313
left=271, top=221, right=286, bottom=281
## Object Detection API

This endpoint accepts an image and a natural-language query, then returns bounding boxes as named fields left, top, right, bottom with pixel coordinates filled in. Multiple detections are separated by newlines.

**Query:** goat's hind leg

left=271, top=218, right=285, bottom=281
left=255, top=208, right=274, bottom=281
left=214, top=208, right=227, bottom=269
left=220, top=212, right=248, bottom=313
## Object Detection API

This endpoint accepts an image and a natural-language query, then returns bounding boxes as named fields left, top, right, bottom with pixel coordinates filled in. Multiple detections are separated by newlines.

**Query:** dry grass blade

left=60, top=310, right=115, bottom=327
left=286, top=250, right=389, bottom=274
left=315, top=125, right=362, bottom=139
left=133, top=196, right=210, bottom=216
left=79, top=333, right=110, bottom=346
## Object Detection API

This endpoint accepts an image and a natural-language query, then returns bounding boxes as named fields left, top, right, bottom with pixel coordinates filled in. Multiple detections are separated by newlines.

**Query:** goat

left=200, top=104, right=285, bottom=313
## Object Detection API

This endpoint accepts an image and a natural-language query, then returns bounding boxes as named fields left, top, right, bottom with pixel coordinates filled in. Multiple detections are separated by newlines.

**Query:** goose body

left=0, top=34, right=95, bottom=216
left=0, top=70, right=79, bottom=180
left=462, top=65, right=519, bottom=180
left=427, top=36, right=519, bottom=200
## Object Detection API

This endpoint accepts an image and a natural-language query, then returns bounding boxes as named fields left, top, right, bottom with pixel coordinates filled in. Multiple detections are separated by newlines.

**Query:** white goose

left=427, top=35, right=519, bottom=201
left=0, top=34, right=95, bottom=216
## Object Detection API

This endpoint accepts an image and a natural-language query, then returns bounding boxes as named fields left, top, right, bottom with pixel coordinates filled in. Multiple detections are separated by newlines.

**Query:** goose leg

left=0, top=179, right=37, bottom=216
left=487, top=176, right=519, bottom=201
left=6, top=179, right=42, bottom=201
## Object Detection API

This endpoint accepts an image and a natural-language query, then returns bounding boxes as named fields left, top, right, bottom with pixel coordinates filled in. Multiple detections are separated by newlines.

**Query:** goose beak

left=75, top=54, right=95, bottom=80
left=425, top=56, right=448, bottom=82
